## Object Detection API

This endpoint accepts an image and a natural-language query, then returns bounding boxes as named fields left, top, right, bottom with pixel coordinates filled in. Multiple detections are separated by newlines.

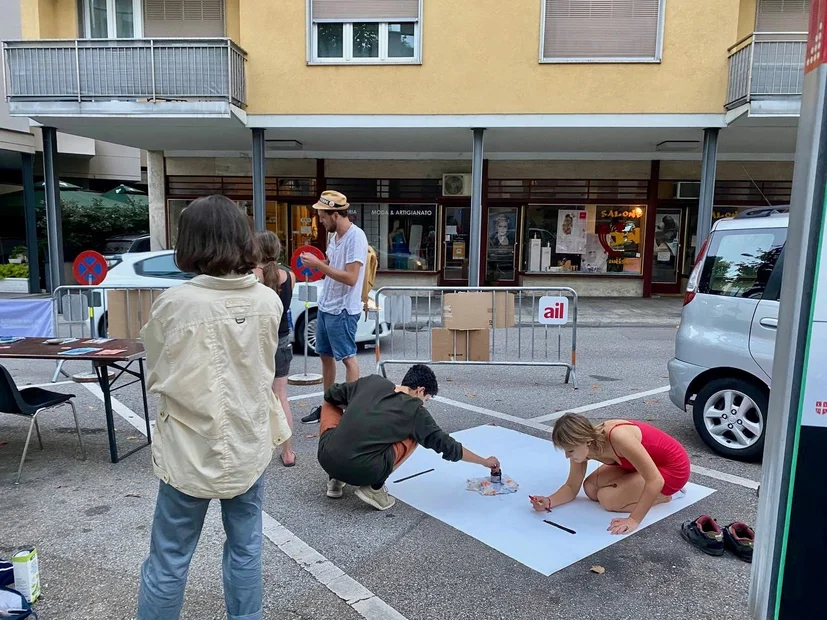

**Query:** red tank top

left=606, top=421, right=689, bottom=474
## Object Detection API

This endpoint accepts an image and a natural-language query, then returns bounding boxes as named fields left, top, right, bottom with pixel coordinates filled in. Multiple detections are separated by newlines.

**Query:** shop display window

left=347, top=204, right=438, bottom=271
left=522, top=204, right=646, bottom=275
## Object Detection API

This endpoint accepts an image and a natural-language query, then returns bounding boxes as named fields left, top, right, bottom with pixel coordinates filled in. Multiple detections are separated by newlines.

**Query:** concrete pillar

left=469, top=128, right=485, bottom=287
left=695, top=128, right=719, bottom=258
left=147, top=150, right=167, bottom=250
left=42, top=126, right=63, bottom=291
left=252, top=128, right=266, bottom=232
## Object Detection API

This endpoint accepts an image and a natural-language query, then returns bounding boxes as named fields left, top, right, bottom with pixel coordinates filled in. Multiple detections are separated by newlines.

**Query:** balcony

left=2, top=38, right=247, bottom=117
left=726, top=32, right=806, bottom=115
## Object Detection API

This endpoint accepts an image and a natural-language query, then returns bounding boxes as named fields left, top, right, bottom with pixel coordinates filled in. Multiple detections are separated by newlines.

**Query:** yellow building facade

left=4, top=0, right=809, bottom=295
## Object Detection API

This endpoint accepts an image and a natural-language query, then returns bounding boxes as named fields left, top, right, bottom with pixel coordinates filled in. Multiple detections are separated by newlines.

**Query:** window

left=142, top=0, right=225, bottom=37
left=82, top=0, right=143, bottom=38
left=134, top=254, right=192, bottom=280
left=699, top=229, right=786, bottom=299
left=756, top=0, right=811, bottom=32
left=309, top=0, right=421, bottom=63
left=346, top=204, right=438, bottom=271
left=541, top=0, right=665, bottom=63
left=523, top=204, right=646, bottom=274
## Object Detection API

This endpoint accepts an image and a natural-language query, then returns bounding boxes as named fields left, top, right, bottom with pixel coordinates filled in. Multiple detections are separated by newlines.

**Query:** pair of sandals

left=681, top=515, right=754, bottom=563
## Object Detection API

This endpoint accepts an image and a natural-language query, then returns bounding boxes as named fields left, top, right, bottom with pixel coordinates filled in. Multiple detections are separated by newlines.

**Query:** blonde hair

left=551, top=413, right=606, bottom=452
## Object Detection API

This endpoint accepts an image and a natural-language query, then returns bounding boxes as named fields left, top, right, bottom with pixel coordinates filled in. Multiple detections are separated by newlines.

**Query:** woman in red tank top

left=529, top=413, right=691, bottom=535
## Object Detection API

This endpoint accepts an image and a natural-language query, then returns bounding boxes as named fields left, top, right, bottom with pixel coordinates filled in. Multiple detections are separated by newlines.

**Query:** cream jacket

left=140, top=273, right=291, bottom=499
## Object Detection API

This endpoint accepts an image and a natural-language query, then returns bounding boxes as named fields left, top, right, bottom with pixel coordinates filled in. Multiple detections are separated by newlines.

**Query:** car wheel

left=294, top=309, right=318, bottom=356
left=693, top=378, right=768, bottom=462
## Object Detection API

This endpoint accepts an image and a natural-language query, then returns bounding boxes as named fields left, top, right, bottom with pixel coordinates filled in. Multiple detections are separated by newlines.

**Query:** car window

left=699, top=228, right=786, bottom=299
left=134, top=254, right=192, bottom=280
left=131, top=237, right=151, bottom=253
left=104, top=239, right=133, bottom=254
left=762, top=246, right=785, bottom=302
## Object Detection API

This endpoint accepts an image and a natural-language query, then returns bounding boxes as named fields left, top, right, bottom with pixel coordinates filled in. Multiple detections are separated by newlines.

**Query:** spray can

left=12, top=547, right=40, bottom=603
left=490, top=467, right=502, bottom=484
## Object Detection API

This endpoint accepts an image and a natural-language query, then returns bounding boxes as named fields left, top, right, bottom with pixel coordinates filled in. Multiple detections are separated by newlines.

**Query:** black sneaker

left=723, top=522, right=754, bottom=563
left=301, top=406, right=321, bottom=424
left=680, top=515, right=724, bottom=556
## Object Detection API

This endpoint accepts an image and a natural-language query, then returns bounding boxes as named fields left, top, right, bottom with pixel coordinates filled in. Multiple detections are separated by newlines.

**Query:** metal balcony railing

left=2, top=38, right=247, bottom=107
left=726, top=32, right=806, bottom=110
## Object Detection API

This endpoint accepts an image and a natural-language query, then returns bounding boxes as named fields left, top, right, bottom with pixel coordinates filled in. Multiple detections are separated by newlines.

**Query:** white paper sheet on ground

left=389, top=425, right=714, bottom=576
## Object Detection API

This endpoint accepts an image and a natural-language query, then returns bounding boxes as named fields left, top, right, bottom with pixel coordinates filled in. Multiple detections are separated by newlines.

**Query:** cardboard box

left=431, top=328, right=490, bottom=362
left=442, top=292, right=515, bottom=330
left=106, top=289, right=163, bottom=339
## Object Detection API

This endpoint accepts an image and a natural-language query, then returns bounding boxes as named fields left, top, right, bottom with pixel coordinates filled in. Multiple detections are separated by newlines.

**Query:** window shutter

left=143, top=0, right=225, bottom=36
left=311, top=0, right=420, bottom=22
left=543, top=0, right=662, bottom=60
left=756, top=0, right=810, bottom=32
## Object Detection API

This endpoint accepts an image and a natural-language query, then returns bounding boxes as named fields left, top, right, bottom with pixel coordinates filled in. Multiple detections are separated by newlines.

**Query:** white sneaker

left=355, top=485, right=396, bottom=511
left=326, top=479, right=345, bottom=499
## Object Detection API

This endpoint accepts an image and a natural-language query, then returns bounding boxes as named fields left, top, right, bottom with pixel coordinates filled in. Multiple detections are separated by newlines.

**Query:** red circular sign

left=290, top=245, right=325, bottom=282
left=72, top=250, right=108, bottom=286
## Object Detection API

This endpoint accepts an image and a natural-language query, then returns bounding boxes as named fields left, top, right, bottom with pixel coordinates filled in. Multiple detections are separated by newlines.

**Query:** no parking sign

left=72, top=250, right=108, bottom=285
left=290, top=245, right=325, bottom=282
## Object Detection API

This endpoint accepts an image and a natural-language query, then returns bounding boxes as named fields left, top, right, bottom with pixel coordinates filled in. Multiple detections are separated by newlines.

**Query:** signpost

left=72, top=250, right=108, bottom=339
left=750, top=2, right=827, bottom=617
left=287, top=245, right=325, bottom=386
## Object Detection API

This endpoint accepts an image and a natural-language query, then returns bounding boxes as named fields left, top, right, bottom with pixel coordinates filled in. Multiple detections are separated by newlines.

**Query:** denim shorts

left=274, top=335, right=293, bottom=378
left=315, top=310, right=359, bottom=361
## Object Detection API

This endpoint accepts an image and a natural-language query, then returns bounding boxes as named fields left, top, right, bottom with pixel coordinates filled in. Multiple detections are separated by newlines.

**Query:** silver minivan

left=668, top=209, right=787, bottom=461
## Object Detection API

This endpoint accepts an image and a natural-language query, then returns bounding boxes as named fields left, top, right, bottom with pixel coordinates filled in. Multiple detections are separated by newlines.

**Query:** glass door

left=651, top=207, right=685, bottom=295
left=484, top=206, right=520, bottom=286
left=440, top=205, right=471, bottom=284
left=289, top=204, right=323, bottom=258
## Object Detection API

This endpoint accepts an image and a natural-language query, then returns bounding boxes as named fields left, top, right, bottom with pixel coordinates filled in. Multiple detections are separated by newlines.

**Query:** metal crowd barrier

left=373, top=286, right=578, bottom=388
left=51, top=285, right=166, bottom=381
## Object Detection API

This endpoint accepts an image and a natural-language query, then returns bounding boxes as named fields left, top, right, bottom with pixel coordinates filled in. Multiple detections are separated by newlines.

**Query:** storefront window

left=347, top=204, right=438, bottom=271
left=523, top=204, right=646, bottom=275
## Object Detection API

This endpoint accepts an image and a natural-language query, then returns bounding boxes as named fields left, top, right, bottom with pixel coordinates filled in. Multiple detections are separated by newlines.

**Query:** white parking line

left=287, top=391, right=324, bottom=402
left=20, top=380, right=75, bottom=389
left=92, top=385, right=409, bottom=620
left=690, top=465, right=760, bottom=490
left=529, top=386, right=671, bottom=423
left=433, top=396, right=553, bottom=432
left=262, top=513, right=408, bottom=620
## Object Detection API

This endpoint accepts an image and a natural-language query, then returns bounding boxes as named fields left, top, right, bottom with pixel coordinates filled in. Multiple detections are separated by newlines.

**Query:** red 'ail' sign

left=538, top=296, right=569, bottom=325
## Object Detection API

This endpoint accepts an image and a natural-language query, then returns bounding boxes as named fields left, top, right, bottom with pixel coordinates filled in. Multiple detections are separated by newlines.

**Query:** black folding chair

left=0, top=364, right=86, bottom=484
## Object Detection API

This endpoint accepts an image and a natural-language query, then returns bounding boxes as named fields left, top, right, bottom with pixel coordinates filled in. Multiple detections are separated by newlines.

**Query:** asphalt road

left=0, top=326, right=760, bottom=620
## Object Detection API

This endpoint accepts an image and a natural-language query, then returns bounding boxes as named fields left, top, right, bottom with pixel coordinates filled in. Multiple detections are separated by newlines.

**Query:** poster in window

left=556, top=210, right=587, bottom=255
left=582, top=234, right=609, bottom=273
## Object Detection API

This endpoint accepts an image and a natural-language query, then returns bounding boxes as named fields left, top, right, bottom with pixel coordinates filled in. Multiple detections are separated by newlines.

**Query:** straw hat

left=313, top=190, right=349, bottom=211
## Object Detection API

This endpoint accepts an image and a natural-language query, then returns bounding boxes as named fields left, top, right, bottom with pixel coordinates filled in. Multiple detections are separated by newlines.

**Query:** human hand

left=482, top=456, right=500, bottom=470
left=300, top=252, right=323, bottom=270
left=529, top=495, right=551, bottom=512
left=608, top=516, right=639, bottom=535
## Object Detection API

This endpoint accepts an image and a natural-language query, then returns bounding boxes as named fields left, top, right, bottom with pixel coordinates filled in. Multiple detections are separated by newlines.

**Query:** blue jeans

left=136, top=476, right=265, bottom=620
left=314, top=310, right=359, bottom=361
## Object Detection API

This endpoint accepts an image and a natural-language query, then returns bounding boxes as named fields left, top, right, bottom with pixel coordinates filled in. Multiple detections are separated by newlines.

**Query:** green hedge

left=0, top=264, right=29, bottom=279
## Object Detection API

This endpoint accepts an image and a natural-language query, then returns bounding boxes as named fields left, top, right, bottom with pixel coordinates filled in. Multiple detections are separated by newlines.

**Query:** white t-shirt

left=318, top=223, right=368, bottom=315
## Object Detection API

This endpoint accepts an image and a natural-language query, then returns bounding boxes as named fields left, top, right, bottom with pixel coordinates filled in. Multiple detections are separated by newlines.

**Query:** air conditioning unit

left=675, top=181, right=701, bottom=199
left=442, top=173, right=472, bottom=197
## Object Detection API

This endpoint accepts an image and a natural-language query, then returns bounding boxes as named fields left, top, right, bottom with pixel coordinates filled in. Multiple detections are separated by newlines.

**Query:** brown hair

left=255, top=230, right=282, bottom=291
left=551, top=413, right=606, bottom=452
left=175, top=195, right=258, bottom=277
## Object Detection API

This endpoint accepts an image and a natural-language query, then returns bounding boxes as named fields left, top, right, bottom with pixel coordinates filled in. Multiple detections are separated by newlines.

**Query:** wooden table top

left=0, top=337, right=145, bottom=362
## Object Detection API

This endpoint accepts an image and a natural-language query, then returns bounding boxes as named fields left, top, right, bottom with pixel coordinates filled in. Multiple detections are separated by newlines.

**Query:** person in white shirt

left=298, top=190, right=368, bottom=424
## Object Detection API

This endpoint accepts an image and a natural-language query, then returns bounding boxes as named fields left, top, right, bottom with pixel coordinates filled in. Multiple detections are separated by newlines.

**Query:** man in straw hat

left=298, top=191, right=368, bottom=436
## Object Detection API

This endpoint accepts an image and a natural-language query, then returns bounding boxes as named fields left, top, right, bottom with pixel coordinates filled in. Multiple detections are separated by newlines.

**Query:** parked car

left=92, top=250, right=391, bottom=353
left=668, top=208, right=788, bottom=461
left=103, top=234, right=151, bottom=267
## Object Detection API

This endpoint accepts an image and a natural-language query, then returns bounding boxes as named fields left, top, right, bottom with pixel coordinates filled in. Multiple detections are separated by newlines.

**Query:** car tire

left=294, top=309, right=318, bottom=356
left=693, top=377, right=768, bottom=462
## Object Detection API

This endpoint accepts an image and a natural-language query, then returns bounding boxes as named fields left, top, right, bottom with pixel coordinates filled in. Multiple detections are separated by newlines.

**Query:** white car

left=93, top=250, right=391, bottom=353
